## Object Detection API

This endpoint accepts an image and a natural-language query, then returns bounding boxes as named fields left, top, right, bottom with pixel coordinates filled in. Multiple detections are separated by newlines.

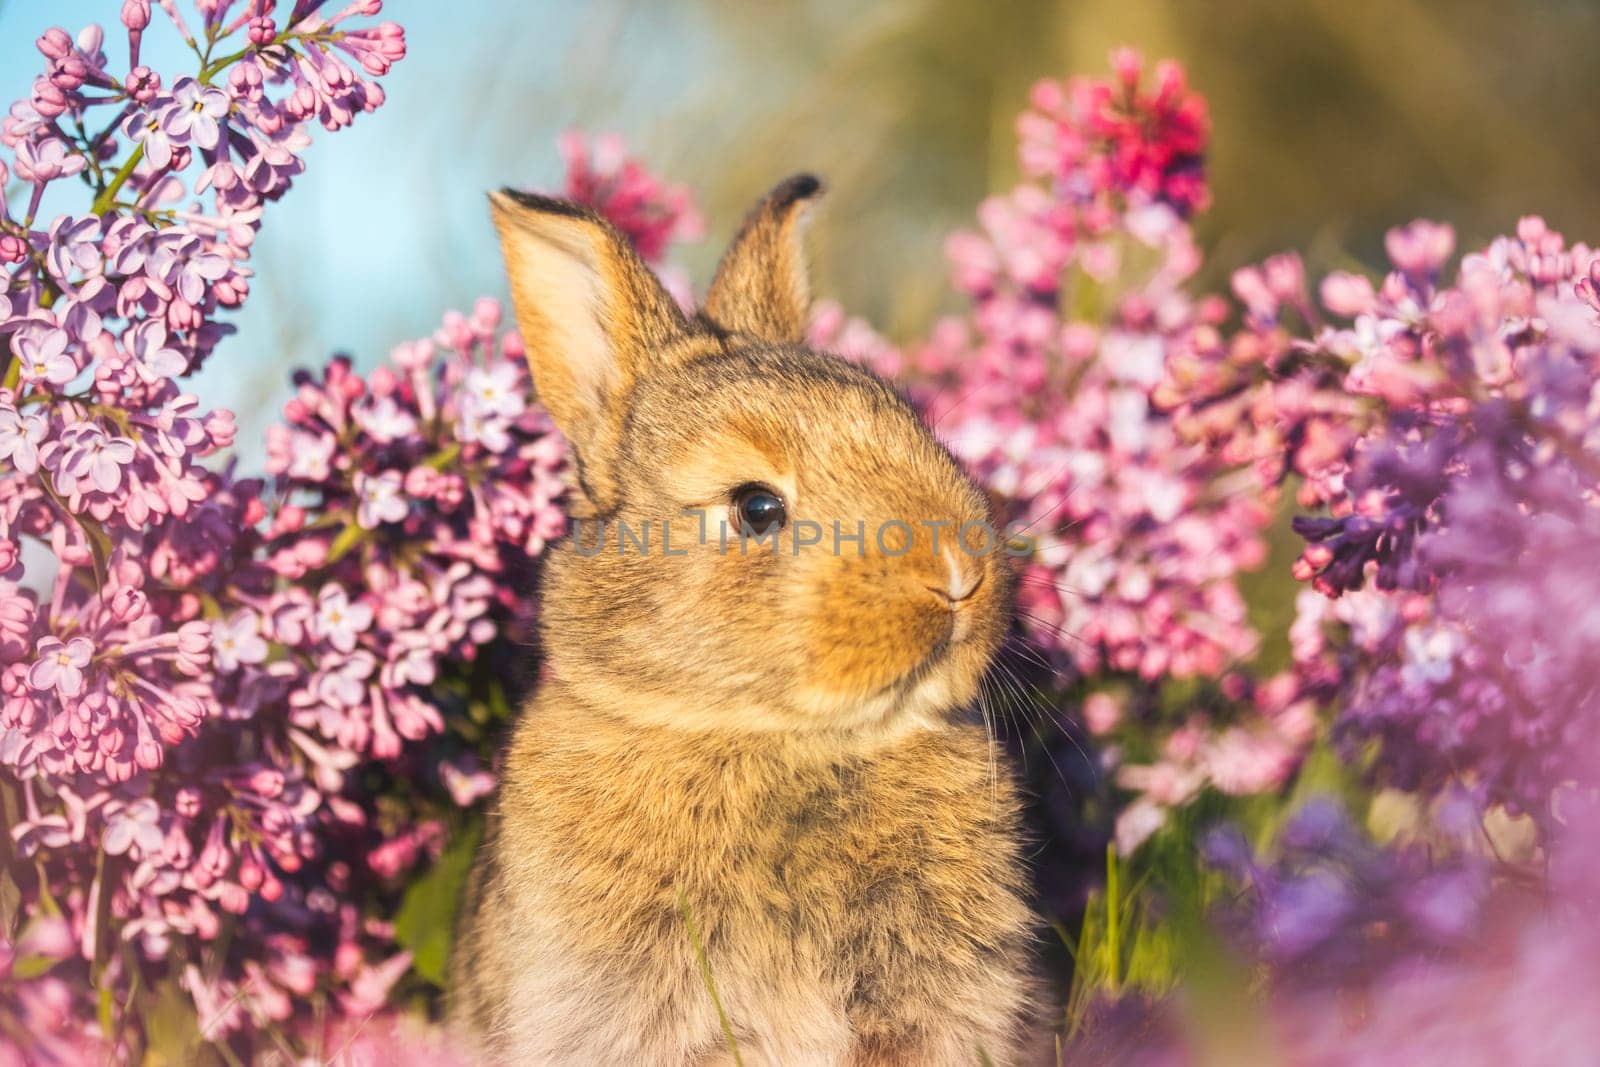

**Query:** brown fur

left=453, top=177, right=1037, bottom=1064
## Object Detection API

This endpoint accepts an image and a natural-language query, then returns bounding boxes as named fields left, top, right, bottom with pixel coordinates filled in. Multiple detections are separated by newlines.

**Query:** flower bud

left=36, top=28, right=72, bottom=60
left=50, top=57, right=89, bottom=91
left=126, top=65, right=160, bottom=102
left=31, top=77, right=70, bottom=118
left=109, top=586, right=148, bottom=623
left=121, top=0, right=152, bottom=30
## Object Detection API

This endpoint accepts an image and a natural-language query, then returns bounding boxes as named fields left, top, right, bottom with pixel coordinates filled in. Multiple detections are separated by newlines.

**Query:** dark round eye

left=732, top=483, right=787, bottom=536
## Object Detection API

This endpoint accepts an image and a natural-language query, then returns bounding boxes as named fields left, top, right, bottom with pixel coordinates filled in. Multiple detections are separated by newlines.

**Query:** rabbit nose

left=925, top=547, right=984, bottom=605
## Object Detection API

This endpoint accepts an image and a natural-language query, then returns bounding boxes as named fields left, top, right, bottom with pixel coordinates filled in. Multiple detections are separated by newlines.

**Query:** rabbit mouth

left=874, top=627, right=976, bottom=708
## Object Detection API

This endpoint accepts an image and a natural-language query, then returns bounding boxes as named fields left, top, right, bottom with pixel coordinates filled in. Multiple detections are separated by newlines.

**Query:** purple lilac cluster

left=1197, top=218, right=1600, bottom=827
left=1204, top=798, right=1487, bottom=984
left=1167, top=214, right=1600, bottom=1049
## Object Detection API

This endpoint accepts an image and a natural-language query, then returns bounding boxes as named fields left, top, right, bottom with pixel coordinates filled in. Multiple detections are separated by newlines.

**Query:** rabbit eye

left=732, top=483, right=786, bottom=536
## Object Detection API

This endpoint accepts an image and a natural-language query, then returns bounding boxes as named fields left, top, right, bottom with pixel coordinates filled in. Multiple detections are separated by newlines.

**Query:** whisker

left=1013, top=573, right=1092, bottom=601
left=997, top=665, right=1077, bottom=793
left=1013, top=610, right=1096, bottom=656
left=927, top=377, right=1004, bottom=430
left=976, top=676, right=1001, bottom=809
left=1009, top=483, right=1091, bottom=539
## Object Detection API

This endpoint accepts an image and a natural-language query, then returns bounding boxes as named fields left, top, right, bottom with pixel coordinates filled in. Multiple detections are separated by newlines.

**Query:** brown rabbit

left=450, top=175, right=1037, bottom=1065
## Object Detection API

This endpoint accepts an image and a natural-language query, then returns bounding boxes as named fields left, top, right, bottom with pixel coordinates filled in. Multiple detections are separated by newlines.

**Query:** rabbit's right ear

left=488, top=189, right=689, bottom=507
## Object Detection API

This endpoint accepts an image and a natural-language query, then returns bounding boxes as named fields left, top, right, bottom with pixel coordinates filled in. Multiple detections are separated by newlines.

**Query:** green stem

left=200, top=29, right=298, bottom=84
left=1104, top=843, right=1122, bottom=991
left=678, top=890, right=743, bottom=1067
left=199, top=47, right=254, bottom=84
left=0, top=780, right=21, bottom=937
left=92, top=145, right=144, bottom=216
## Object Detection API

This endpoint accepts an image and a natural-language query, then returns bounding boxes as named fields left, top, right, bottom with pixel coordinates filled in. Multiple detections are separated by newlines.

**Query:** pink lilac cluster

left=556, top=129, right=704, bottom=297
left=929, top=51, right=1267, bottom=683
left=808, top=54, right=1308, bottom=856
left=0, top=918, right=112, bottom=1066
left=260, top=300, right=567, bottom=761
left=1016, top=46, right=1210, bottom=219
left=0, top=35, right=700, bottom=1054
left=2, top=296, right=573, bottom=1050
left=0, top=1, right=574, bottom=1055
left=1, top=0, right=407, bottom=777
left=1087, top=674, right=1320, bottom=854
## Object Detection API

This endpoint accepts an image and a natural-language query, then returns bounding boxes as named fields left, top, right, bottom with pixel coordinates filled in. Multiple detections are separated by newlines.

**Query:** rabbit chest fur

left=452, top=697, right=1034, bottom=1065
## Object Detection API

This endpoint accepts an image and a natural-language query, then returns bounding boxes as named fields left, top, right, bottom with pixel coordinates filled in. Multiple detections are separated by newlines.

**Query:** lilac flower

left=462, top=362, right=525, bottom=420
left=10, top=136, right=85, bottom=182
left=12, top=322, right=78, bottom=386
left=162, top=77, right=229, bottom=150
left=122, top=106, right=177, bottom=168
left=312, top=649, right=376, bottom=711
left=102, top=798, right=164, bottom=857
left=354, top=395, right=417, bottom=443
left=0, top=407, right=47, bottom=474
left=440, top=756, right=496, bottom=806
left=125, top=318, right=188, bottom=380
left=355, top=469, right=408, bottom=528
left=211, top=610, right=268, bottom=673
left=45, top=215, right=105, bottom=281
left=144, top=232, right=230, bottom=304
left=27, top=636, right=93, bottom=699
left=52, top=423, right=137, bottom=494
left=312, top=584, right=373, bottom=653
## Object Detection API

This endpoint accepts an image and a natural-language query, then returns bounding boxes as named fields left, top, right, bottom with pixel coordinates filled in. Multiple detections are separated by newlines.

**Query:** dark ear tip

left=771, top=173, right=825, bottom=210
left=489, top=187, right=595, bottom=222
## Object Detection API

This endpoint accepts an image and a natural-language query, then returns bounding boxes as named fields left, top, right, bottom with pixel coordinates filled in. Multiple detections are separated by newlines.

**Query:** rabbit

left=449, top=174, right=1038, bottom=1065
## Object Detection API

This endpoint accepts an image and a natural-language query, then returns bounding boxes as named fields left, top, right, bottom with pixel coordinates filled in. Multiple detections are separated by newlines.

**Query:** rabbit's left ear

left=703, top=174, right=825, bottom=344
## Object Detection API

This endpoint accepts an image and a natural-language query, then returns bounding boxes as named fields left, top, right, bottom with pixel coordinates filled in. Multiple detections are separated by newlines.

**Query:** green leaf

left=141, top=973, right=225, bottom=1067
left=393, top=819, right=482, bottom=987
left=10, top=953, right=61, bottom=980
left=325, top=522, right=367, bottom=565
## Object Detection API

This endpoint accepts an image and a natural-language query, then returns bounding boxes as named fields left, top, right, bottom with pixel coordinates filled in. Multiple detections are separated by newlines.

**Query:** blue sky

left=0, top=1, right=716, bottom=461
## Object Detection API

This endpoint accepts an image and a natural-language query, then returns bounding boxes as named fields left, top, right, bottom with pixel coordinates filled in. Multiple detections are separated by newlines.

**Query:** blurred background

left=3, top=0, right=1599, bottom=456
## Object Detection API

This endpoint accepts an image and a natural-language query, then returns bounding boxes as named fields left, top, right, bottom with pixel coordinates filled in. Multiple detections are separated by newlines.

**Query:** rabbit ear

left=703, top=174, right=825, bottom=344
left=488, top=189, right=689, bottom=501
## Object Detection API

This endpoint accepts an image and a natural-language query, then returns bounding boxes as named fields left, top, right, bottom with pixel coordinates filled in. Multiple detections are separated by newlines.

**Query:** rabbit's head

left=490, top=177, right=1009, bottom=740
